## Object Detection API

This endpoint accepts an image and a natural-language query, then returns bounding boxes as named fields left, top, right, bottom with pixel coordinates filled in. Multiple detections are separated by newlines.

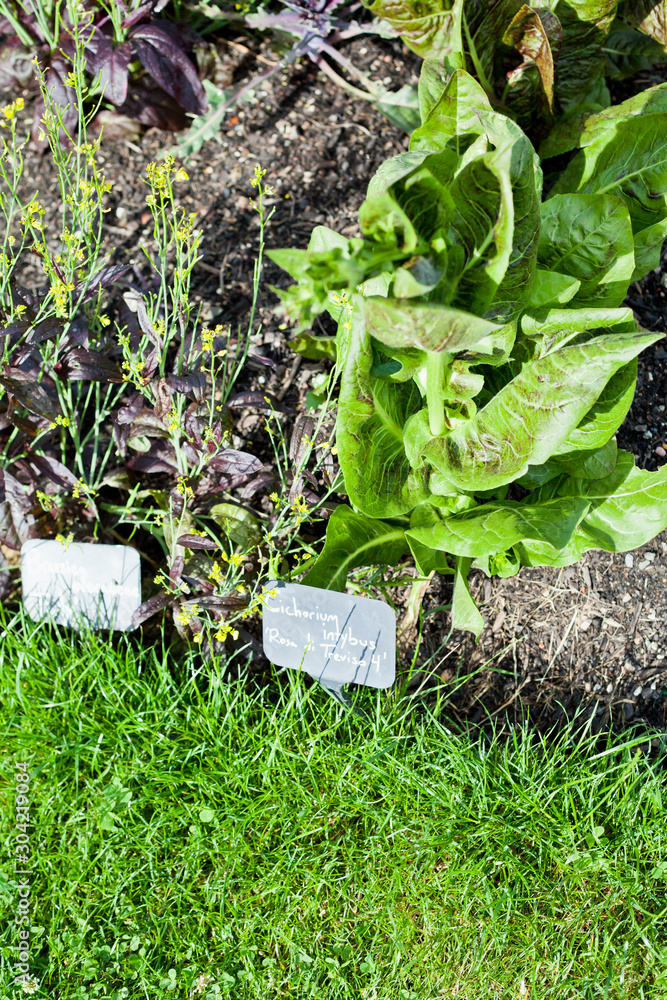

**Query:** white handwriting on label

left=265, top=625, right=386, bottom=669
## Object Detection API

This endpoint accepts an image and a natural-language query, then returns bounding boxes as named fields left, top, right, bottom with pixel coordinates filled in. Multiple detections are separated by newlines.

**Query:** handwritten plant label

left=21, top=540, right=141, bottom=632
left=262, top=581, right=395, bottom=688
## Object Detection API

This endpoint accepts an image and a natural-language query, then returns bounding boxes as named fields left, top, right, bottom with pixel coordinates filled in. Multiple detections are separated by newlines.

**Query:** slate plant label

left=21, top=540, right=141, bottom=632
left=262, top=581, right=396, bottom=688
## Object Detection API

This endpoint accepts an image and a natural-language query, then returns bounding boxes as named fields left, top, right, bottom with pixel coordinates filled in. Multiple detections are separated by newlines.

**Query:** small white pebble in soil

left=645, top=552, right=656, bottom=562
left=622, top=592, right=632, bottom=602
left=606, top=683, right=613, bottom=693
left=657, top=446, right=666, bottom=457
left=593, top=682, right=601, bottom=692
left=662, top=541, right=667, bottom=553
left=638, top=560, right=650, bottom=570
left=633, top=685, right=642, bottom=697
left=625, top=553, right=634, bottom=568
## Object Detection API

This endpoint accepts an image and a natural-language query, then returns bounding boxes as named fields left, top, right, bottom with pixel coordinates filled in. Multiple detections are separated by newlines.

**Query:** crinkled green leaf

left=631, top=216, right=667, bottom=279
left=411, top=68, right=493, bottom=152
left=541, top=80, right=667, bottom=157
left=406, top=503, right=454, bottom=575
left=367, top=151, right=432, bottom=198
left=473, top=547, right=522, bottom=578
left=605, top=22, right=667, bottom=79
left=361, top=297, right=501, bottom=353
left=288, top=332, right=337, bottom=361
left=551, top=359, right=637, bottom=455
left=517, top=450, right=667, bottom=565
left=406, top=325, right=661, bottom=491
left=551, top=113, right=667, bottom=247
left=528, top=270, right=581, bottom=308
left=519, top=305, right=636, bottom=359
left=359, top=192, right=419, bottom=252
left=406, top=495, right=590, bottom=558
left=538, top=193, right=634, bottom=307
left=337, top=314, right=431, bottom=518
left=302, top=506, right=409, bottom=591
left=552, top=435, right=618, bottom=480
left=363, top=0, right=466, bottom=59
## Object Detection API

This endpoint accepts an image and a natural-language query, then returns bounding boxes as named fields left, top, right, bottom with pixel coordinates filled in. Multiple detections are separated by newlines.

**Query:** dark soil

left=5, top=35, right=667, bottom=735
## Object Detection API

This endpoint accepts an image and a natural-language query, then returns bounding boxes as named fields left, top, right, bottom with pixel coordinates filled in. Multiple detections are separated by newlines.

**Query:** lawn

left=2, top=612, right=667, bottom=1000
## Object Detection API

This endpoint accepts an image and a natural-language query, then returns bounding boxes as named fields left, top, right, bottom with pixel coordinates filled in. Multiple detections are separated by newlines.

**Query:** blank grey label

left=262, top=581, right=395, bottom=688
left=21, top=540, right=141, bottom=632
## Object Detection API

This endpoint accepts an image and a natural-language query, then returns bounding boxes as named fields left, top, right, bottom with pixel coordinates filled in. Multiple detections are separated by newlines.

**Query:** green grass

left=1, top=611, right=667, bottom=1000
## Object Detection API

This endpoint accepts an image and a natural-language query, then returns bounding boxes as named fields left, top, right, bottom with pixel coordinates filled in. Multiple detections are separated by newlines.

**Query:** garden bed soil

left=6, top=35, right=667, bottom=734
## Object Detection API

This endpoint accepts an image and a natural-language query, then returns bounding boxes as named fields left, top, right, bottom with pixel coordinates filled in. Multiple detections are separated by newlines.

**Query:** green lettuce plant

left=270, top=67, right=667, bottom=636
left=356, top=0, right=667, bottom=148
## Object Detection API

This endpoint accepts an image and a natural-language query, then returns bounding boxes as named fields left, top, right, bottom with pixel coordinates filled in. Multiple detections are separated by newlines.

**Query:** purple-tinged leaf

left=181, top=573, right=214, bottom=594
left=246, top=350, right=278, bottom=371
left=73, top=25, right=133, bottom=105
left=115, top=391, right=144, bottom=426
left=0, top=469, right=34, bottom=549
left=27, top=315, right=64, bottom=346
left=166, top=371, right=206, bottom=399
left=176, top=533, right=219, bottom=550
left=10, top=278, right=38, bottom=314
left=227, top=390, right=279, bottom=410
left=128, top=409, right=170, bottom=438
left=67, top=316, right=90, bottom=349
left=0, top=368, right=60, bottom=420
left=131, top=590, right=173, bottom=628
left=25, top=453, right=79, bottom=491
left=206, top=449, right=262, bottom=487
left=116, top=77, right=188, bottom=131
left=184, top=595, right=248, bottom=612
left=96, top=41, right=133, bottom=106
left=131, top=23, right=208, bottom=114
left=0, top=38, right=34, bottom=90
left=136, top=296, right=161, bottom=346
left=238, top=471, right=276, bottom=500
left=90, top=109, right=142, bottom=141
left=126, top=439, right=178, bottom=473
left=56, top=348, right=123, bottom=383
left=74, top=263, right=130, bottom=302
left=0, top=320, right=30, bottom=354
left=170, top=554, right=185, bottom=583
left=6, top=401, right=43, bottom=438
left=151, top=378, right=173, bottom=422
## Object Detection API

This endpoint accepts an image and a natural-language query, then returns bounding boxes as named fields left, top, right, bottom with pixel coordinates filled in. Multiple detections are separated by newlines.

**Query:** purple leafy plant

left=0, top=0, right=208, bottom=147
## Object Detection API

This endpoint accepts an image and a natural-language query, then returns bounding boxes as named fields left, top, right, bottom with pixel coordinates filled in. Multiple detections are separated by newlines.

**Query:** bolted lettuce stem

left=426, top=351, right=449, bottom=437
